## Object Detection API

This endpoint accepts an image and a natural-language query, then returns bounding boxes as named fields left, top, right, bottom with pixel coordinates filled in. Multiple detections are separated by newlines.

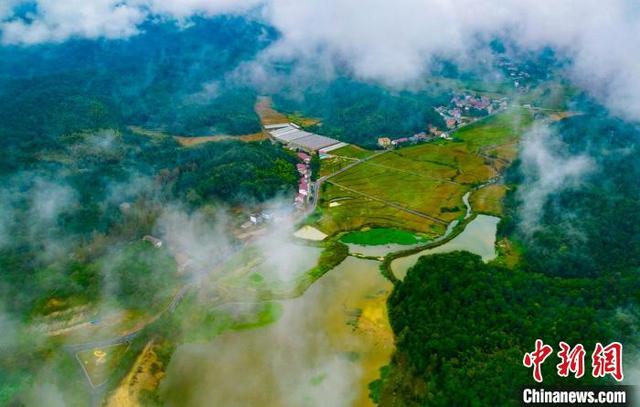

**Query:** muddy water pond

left=160, top=257, right=393, bottom=407
left=391, top=214, right=500, bottom=280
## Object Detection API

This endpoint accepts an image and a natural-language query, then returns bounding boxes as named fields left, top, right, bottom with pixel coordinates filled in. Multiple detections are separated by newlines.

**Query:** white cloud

left=517, top=124, right=594, bottom=232
left=1, top=0, right=145, bottom=44
left=139, top=0, right=262, bottom=20
left=257, top=0, right=640, bottom=120
left=1, top=1, right=640, bottom=120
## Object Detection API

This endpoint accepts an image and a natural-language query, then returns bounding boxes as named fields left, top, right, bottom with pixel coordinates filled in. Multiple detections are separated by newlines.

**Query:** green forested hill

left=0, top=129, right=297, bottom=316
left=501, top=104, right=640, bottom=277
left=0, top=17, right=273, bottom=138
left=272, top=79, right=448, bottom=148
left=377, top=252, right=638, bottom=406
left=375, top=102, right=640, bottom=405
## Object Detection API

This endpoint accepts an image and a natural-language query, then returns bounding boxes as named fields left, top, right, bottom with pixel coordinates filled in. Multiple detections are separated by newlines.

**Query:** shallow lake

left=160, top=257, right=393, bottom=407
left=391, top=214, right=500, bottom=280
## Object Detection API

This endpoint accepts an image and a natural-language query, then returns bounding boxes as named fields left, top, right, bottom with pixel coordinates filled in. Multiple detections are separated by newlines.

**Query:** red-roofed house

left=299, top=180, right=309, bottom=196
left=297, top=152, right=312, bottom=163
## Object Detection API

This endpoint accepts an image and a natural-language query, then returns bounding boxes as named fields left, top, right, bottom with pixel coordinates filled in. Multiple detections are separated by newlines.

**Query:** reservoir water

left=160, top=215, right=500, bottom=406
left=391, top=214, right=500, bottom=280
left=160, top=257, right=393, bottom=407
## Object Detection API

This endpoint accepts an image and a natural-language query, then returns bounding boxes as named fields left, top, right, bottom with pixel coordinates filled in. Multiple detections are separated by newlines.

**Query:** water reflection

left=392, top=215, right=500, bottom=280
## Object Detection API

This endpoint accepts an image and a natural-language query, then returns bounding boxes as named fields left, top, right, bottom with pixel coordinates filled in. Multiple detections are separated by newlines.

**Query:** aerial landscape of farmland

left=1, top=2, right=639, bottom=407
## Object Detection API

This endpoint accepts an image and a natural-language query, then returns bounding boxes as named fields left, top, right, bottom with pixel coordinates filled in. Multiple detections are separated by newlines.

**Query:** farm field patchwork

left=319, top=155, right=358, bottom=177
left=315, top=108, right=533, bottom=236
left=316, top=182, right=446, bottom=236
left=330, top=144, right=375, bottom=159
left=469, top=184, right=508, bottom=217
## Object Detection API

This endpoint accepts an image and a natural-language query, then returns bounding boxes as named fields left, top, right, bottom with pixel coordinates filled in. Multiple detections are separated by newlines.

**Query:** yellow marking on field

left=106, top=340, right=164, bottom=407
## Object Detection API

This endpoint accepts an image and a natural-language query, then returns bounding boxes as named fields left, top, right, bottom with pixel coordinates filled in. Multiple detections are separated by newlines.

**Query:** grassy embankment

left=314, top=108, right=533, bottom=237
left=469, top=184, right=507, bottom=217
left=330, top=144, right=375, bottom=159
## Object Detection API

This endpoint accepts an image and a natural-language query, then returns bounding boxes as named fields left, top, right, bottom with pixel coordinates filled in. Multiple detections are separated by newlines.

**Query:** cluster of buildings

left=379, top=93, right=511, bottom=149
left=496, top=56, right=532, bottom=89
left=377, top=127, right=452, bottom=149
left=295, top=152, right=312, bottom=208
left=241, top=210, right=274, bottom=229
left=265, top=123, right=348, bottom=157
left=142, top=235, right=163, bottom=248
left=264, top=122, right=348, bottom=209
left=436, top=93, right=508, bottom=129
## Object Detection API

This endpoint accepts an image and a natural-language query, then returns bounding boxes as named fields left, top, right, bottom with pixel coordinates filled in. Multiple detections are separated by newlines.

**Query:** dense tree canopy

left=378, top=252, right=639, bottom=406
left=0, top=129, right=297, bottom=316
left=273, top=79, right=448, bottom=148
left=376, top=102, right=640, bottom=405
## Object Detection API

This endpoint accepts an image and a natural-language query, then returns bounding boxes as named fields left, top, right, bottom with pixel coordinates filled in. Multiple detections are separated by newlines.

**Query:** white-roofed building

left=264, top=123, right=290, bottom=130
left=267, top=123, right=346, bottom=154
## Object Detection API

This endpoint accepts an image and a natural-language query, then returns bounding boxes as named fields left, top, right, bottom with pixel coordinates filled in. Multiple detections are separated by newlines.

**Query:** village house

left=297, top=152, right=312, bottom=163
left=143, top=235, right=163, bottom=248
left=410, top=132, right=430, bottom=143
left=299, top=179, right=309, bottom=196
left=119, top=202, right=131, bottom=212
left=377, top=137, right=391, bottom=148
left=242, top=210, right=275, bottom=228
left=296, top=163, right=308, bottom=175
left=249, top=213, right=262, bottom=224
left=446, top=118, right=457, bottom=128
left=428, top=125, right=443, bottom=136
left=391, top=137, right=409, bottom=146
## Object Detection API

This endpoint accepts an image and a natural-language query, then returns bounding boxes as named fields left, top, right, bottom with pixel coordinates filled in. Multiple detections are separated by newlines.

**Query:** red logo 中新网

left=523, top=340, right=623, bottom=383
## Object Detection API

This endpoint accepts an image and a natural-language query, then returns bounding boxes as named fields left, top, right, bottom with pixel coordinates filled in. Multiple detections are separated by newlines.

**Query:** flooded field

left=160, top=257, right=393, bottom=407
left=392, top=214, right=500, bottom=280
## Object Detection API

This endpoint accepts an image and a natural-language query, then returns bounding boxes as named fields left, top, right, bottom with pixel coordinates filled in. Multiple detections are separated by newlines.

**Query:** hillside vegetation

left=375, top=252, right=637, bottom=406
left=374, top=102, right=640, bottom=405
left=315, top=108, right=533, bottom=236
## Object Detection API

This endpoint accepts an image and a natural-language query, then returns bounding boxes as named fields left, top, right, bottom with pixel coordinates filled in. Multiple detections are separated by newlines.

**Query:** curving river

left=391, top=214, right=500, bottom=280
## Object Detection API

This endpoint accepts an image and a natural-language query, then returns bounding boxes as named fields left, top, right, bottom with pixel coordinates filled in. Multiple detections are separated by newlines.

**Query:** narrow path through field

left=320, top=150, right=388, bottom=182
left=308, top=150, right=389, bottom=214
left=358, top=160, right=461, bottom=185
left=327, top=180, right=448, bottom=225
